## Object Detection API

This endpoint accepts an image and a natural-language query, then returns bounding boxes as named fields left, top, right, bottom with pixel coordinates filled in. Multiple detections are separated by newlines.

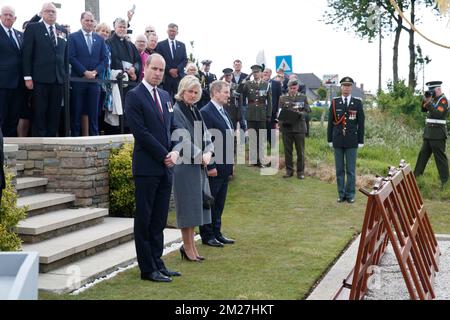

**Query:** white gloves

left=328, top=142, right=333, bottom=148
left=358, top=144, right=364, bottom=148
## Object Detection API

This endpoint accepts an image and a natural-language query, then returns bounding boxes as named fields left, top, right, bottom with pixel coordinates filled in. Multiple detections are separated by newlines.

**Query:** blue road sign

left=275, top=55, right=293, bottom=73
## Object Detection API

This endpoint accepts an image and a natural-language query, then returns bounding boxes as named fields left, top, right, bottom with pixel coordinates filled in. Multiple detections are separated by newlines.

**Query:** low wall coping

left=5, top=134, right=134, bottom=146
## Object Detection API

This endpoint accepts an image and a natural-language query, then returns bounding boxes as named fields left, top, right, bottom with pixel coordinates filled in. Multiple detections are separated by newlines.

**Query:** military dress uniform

left=414, top=81, right=449, bottom=188
left=327, top=77, right=365, bottom=203
left=198, top=60, right=217, bottom=109
left=278, top=89, right=311, bottom=178
left=237, top=65, right=272, bottom=166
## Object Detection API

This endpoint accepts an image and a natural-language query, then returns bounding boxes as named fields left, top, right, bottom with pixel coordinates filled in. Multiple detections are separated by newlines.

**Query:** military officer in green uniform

left=277, top=79, right=311, bottom=179
left=327, top=77, right=365, bottom=203
left=237, top=65, right=272, bottom=167
left=414, top=81, right=449, bottom=189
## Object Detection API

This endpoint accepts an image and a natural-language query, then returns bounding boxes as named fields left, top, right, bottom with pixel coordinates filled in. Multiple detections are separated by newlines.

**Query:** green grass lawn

left=39, top=163, right=449, bottom=300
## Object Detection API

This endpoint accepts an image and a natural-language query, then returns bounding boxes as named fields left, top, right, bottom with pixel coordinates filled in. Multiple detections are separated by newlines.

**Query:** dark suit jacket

left=232, top=72, right=248, bottom=85
left=0, top=128, right=5, bottom=190
left=0, top=27, right=23, bottom=89
left=22, top=22, right=67, bottom=84
left=69, top=30, right=108, bottom=78
left=125, top=83, right=177, bottom=177
left=155, top=39, right=188, bottom=79
left=200, top=101, right=234, bottom=178
left=327, top=97, right=365, bottom=148
left=270, top=80, right=282, bottom=120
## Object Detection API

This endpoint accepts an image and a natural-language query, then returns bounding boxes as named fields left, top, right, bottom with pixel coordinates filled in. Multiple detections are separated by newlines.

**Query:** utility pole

left=85, top=0, right=100, bottom=21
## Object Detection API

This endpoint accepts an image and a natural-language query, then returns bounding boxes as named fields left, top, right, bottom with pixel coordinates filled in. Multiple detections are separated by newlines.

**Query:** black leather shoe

left=337, top=197, right=346, bottom=203
left=141, top=271, right=172, bottom=282
left=283, top=173, right=293, bottom=178
left=297, top=175, right=305, bottom=180
left=216, top=235, right=235, bottom=244
left=202, top=239, right=224, bottom=247
left=160, top=268, right=181, bottom=277
left=347, top=198, right=355, bottom=204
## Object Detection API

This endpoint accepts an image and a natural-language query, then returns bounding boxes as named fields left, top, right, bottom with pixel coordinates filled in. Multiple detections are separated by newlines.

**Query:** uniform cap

left=251, top=65, right=263, bottom=72
left=222, top=68, right=233, bottom=75
left=340, top=77, right=354, bottom=85
left=201, top=60, right=212, bottom=65
left=425, top=81, right=442, bottom=90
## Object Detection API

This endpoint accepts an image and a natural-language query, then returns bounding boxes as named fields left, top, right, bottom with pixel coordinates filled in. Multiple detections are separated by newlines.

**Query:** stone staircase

left=14, top=164, right=181, bottom=294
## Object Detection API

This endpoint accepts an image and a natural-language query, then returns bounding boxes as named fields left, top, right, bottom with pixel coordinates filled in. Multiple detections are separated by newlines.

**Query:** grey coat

left=172, top=101, right=214, bottom=228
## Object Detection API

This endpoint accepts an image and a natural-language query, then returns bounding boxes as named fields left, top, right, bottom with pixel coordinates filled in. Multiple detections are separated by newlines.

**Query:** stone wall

left=4, top=144, right=18, bottom=186
left=5, top=135, right=134, bottom=208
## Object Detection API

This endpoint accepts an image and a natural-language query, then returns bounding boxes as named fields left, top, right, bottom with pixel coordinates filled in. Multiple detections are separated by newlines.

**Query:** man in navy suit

left=69, top=11, right=108, bottom=137
left=0, top=6, right=24, bottom=137
left=155, top=23, right=188, bottom=99
left=125, top=53, right=181, bottom=283
left=199, top=80, right=236, bottom=247
left=22, top=2, right=67, bottom=137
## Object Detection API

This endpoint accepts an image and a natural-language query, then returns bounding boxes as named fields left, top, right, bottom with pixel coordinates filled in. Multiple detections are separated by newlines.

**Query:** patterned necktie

left=86, top=33, right=93, bottom=54
left=220, top=107, right=232, bottom=129
left=8, top=29, right=18, bottom=49
left=49, top=25, right=56, bottom=47
left=153, top=88, right=163, bottom=118
left=171, top=40, right=176, bottom=59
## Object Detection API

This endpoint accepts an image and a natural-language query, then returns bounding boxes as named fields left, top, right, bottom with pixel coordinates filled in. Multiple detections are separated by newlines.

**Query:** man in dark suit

left=327, top=77, right=365, bottom=204
left=232, top=59, right=249, bottom=133
left=263, top=68, right=282, bottom=146
left=0, top=128, right=5, bottom=204
left=125, top=53, right=181, bottom=283
left=22, top=2, right=67, bottom=137
left=155, top=23, right=188, bottom=99
left=0, top=6, right=24, bottom=137
left=69, top=12, right=108, bottom=137
left=199, top=80, right=236, bottom=247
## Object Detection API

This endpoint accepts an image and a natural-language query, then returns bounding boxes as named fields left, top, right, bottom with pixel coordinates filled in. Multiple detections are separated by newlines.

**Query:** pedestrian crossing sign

left=275, top=55, right=293, bottom=73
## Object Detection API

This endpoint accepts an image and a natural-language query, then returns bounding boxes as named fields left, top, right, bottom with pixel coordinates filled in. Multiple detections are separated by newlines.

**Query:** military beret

left=425, top=81, right=442, bottom=90
left=251, top=65, right=263, bottom=72
left=340, top=77, right=354, bottom=85
left=201, top=60, right=212, bottom=65
left=222, top=68, right=233, bottom=75
left=287, top=79, right=299, bottom=87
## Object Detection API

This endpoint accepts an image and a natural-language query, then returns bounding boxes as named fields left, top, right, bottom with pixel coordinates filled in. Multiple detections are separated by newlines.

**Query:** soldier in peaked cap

left=236, top=64, right=272, bottom=167
left=327, top=76, right=365, bottom=203
left=414, top=81, right=449, bottom=189
left=222, top=68, right=241, bottom=130
left=198, top=59, right=217, bottom=109
left=277, top=79, right=311, bottom=179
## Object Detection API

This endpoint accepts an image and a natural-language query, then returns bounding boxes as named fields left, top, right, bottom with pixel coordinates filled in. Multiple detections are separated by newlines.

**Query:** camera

left=424, top=90, right=436, bottom=98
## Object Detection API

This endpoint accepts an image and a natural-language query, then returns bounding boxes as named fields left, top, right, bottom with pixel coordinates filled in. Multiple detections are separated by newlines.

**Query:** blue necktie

left=8, top=29, right=18, bottom=49
left=49, top=25, right=56, bottom=47
left=220, top=107, right=232, bottom=130
left=86, top=33, right=93, bottom=54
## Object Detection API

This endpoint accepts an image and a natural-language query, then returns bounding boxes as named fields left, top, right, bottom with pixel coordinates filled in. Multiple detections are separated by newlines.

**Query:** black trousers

left=414, top=138, right=449, bottom=184
left=282, top=132, right=306, bottom=175
left=134, top=175, right=172, bottom=275
left=0, top=87, right=24, bottom=137
left=247, top=120, right=267, bottom=165
left=32, top=82, right=62, bottom=137
left=199, top=176, right=230, bottom=241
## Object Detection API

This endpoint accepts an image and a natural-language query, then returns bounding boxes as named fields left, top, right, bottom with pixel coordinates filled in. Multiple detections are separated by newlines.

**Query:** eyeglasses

left=145, top=30, right=155, bottom=33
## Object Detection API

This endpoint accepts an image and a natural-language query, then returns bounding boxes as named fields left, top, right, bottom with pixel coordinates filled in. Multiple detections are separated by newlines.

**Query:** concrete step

left=17, top=193, right=76, bottom=217
left=38, top=228, right=182, bottom=294
left=22, top=218, right=134, bottom=273
left=16, top=177, right=48, bottom=197
left=16, top=163, right=24, bottom=172
left=16, top=208, right=109, bottom=243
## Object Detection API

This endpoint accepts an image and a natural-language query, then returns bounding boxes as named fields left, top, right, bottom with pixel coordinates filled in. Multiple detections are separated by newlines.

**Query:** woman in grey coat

left=173, top=75, right=214, bottom=262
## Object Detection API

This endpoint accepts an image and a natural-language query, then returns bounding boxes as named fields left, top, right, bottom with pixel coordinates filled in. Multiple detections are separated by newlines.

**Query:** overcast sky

left=3, top=0, right=450, bottom=94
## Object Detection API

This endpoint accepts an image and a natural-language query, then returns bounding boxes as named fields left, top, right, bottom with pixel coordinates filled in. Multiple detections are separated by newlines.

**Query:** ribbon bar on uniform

left=426, top=119, right=447, bottom=125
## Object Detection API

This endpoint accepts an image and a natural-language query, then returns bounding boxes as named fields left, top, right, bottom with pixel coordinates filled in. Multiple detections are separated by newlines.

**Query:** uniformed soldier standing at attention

left=278, top=79, right=311, bottom=179
left=327, top=77, right=365, bottom=203
left=237, top=65, right=272, bottom=167
left=414, top=81, right=449, bottom=190
left=198, top=60, right=217, bottom=109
